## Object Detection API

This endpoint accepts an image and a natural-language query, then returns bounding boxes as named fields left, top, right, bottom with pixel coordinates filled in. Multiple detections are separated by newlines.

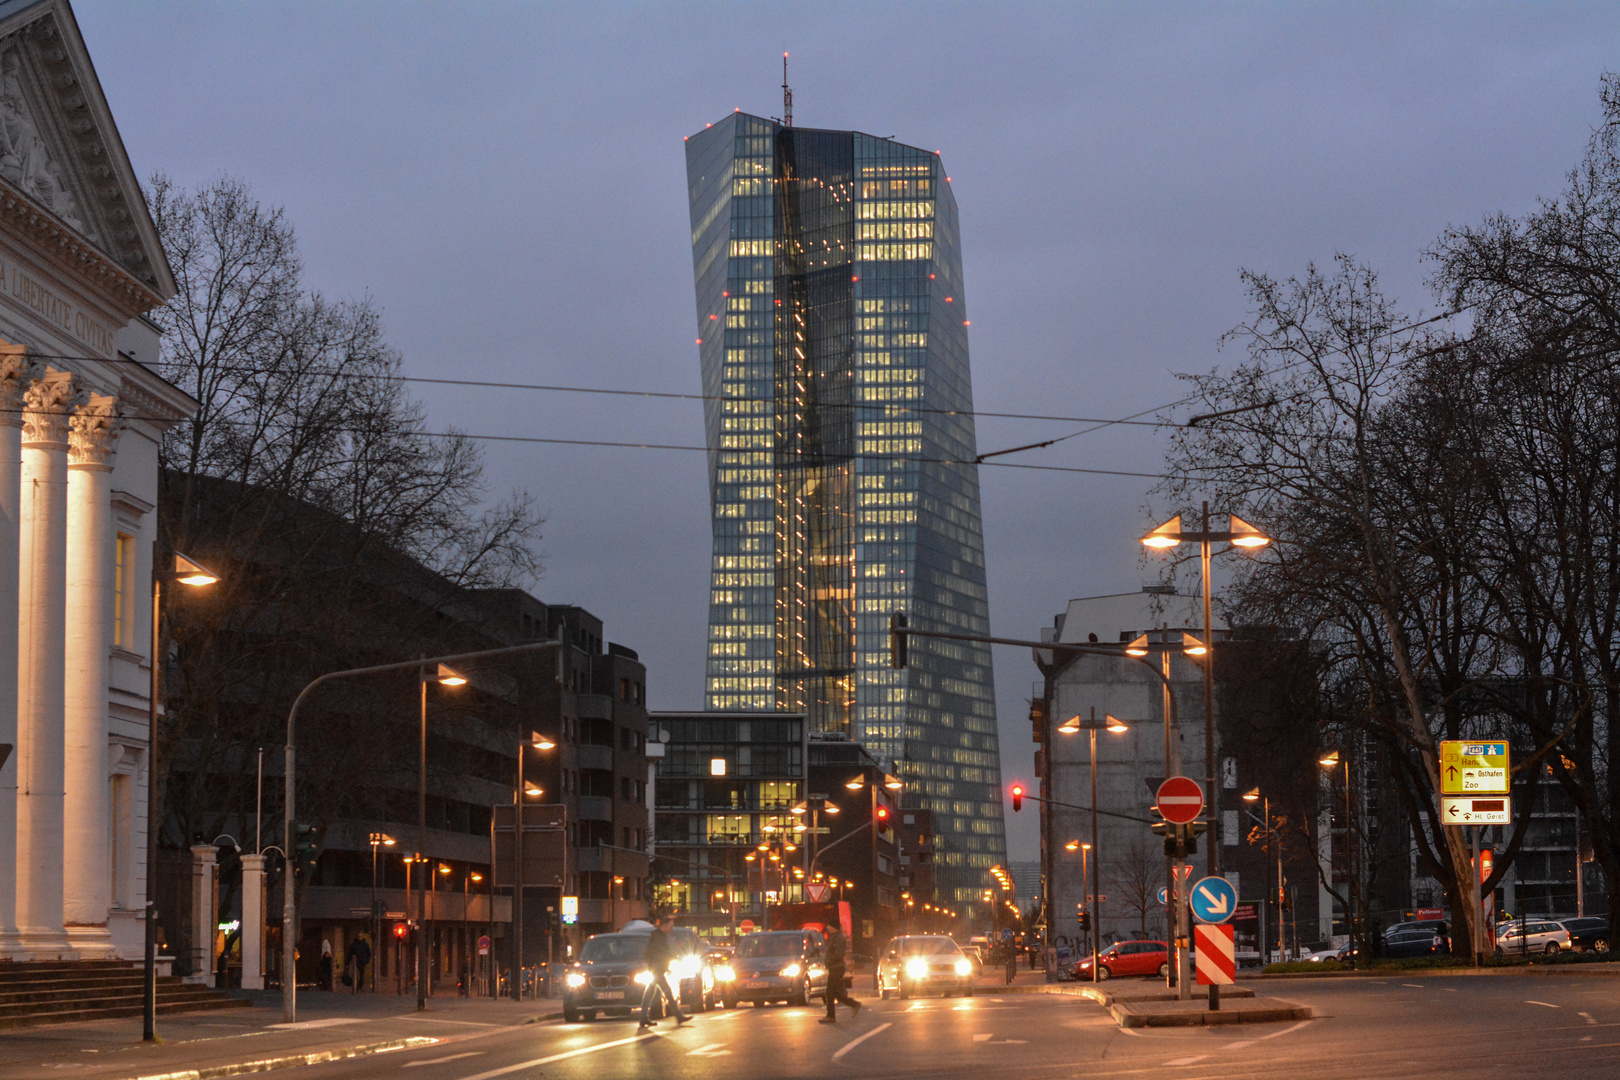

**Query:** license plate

left=743, top=980, right=768, bottom=989
left=596, top=991, right=625, bottom=1000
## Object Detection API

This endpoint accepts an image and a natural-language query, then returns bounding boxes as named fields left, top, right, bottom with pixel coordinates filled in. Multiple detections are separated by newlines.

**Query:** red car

left=1071, top=940, right=1170, bottom=981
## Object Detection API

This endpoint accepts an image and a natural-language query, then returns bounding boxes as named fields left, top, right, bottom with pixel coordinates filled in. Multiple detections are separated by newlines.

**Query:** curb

left=129, top=1036, right=441, bottom=1080
left=1109, top=1001, right=1313, bottom=1028
left=1250, top=963, right=1620, bottom=980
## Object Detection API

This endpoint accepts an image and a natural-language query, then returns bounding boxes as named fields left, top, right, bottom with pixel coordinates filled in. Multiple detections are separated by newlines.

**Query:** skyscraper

left=685, top=112, right=1006, bottom=905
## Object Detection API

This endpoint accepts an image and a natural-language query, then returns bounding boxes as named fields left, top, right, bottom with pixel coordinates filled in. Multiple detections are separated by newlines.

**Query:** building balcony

left=577, top=796, right=615, bottom=822
left=576, top=744, right=614, bottom=771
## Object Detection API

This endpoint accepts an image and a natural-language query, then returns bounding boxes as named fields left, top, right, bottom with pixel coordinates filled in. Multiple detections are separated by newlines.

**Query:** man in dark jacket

left=819, top=924, right=861, bottom=1023
left=639, top=915, right=690, bottom=1028
left=350, top=934, right=372, bottom=993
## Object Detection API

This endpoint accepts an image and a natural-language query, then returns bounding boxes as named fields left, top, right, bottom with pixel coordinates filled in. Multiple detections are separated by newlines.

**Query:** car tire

left=1096, top=965, right=1112, bottom=981
left=879, top=984, right=891, bottom=1000
left=722, top=995, right=737, bottom=1009
left=583, top=1010, right=597, bottom=1022
left=1156, top=963, right=1169, bottom=979
left=964, top=985, right=974, bottom=998
left=1596, top=938, right=1610, bottom=954
left=791, top=980, right=809, bottom=1007
left=563, top=1003, right=580, bottom=1023
left=1546, top=942, right=1561, bottom=956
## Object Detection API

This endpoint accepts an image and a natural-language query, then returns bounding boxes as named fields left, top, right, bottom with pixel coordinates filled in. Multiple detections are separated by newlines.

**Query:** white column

left=63, top=392, right=119, bottom=956
left=241, top=853, right=265, bottom=989
left=0, top=345, right=37, bottom=959
left=16, top=369, right=79, bottom=959
left=190, top=843, right=218, bottom=986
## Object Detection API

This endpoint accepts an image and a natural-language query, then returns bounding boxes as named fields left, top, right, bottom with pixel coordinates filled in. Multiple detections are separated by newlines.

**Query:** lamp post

left=513, top=729, right=556, bottom=1002
left=368, top=832, right=395, bottom=992
left=280, top=639, right=564, bottom=1023
left=1141, top=505, right=1269, bottom=1008
left=1242, top=789, right=1279, bottom=965
left=1057, top=708, right=1128, bottom=982
left=143, top=552, right=221, bottom=1043
left=415, top=664, right=467, bottom=1010
left=1318, top=750, right=1355, bottom=965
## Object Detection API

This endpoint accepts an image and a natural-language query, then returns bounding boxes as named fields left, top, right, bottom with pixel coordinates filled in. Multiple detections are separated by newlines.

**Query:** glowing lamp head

left=531, top=731, right=556, bottom=750
left=1065, top=840, right=1079, bottom=851
left=1105, top=715, right=1130, bottom=733
left=1229, top=514, right=1270, bottom=547
left=1181, top=632, right=1209, bottom=657
left=173, top=553, right=219, bottom=587
left=1141, top=515, right=1184, bottom=549
left=1319, top=751, right=1341, bottom=769
left=1125, top=634, right=1150, bottom=657
left=1243, top=787, right=1261, bottom=802
left=436, top=664, right=467, bottom=686
left=846, top=777, right=864, bottom=790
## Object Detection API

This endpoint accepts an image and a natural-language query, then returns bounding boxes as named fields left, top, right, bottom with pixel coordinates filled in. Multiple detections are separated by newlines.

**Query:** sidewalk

left=0, top=989, right=556, bottom=1080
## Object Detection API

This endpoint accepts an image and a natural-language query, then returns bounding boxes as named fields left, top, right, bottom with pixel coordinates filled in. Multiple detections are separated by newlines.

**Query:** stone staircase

left=0, top=960, right=251, bottom=1029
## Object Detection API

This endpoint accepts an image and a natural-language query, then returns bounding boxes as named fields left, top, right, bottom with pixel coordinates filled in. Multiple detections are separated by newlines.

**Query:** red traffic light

left=1011, top=785, right=1023, bottom=812
left=876, top=806, right=889, bottom=821
left=393, top=922, right=408, bottom=939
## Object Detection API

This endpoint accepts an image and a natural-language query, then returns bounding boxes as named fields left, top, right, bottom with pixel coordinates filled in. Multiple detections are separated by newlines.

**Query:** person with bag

left=819, top=924, right=861, bottom=1023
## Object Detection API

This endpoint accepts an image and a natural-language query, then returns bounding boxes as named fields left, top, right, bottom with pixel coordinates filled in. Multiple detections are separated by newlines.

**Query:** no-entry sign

left=1156, top=776, right=1204, bottom=824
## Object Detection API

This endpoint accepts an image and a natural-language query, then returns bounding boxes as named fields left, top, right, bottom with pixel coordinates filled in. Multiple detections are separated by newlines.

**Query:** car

left=1495, top=919, right=1571, bottom=956
left=877, top=935, right=977, bottom=998
left=1559, top=917, right=1610, bottom=954
left=715, top=929, right=828, bottom=1008
left=562, top=932, right=657, bottom=1023
left=1305, top=945, right=1353, bottom=963
left=1383, top=929, right=1446, bottom=959
left=617, top=921, right=716, bottom=1011
left=1070, top=940, right=1170, bottom=981
left=1383, top=918, right=1448, bottom=942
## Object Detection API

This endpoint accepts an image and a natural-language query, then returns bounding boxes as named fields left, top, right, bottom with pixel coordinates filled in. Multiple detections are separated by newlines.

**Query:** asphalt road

left=285, top=974, right=1620, bottom=1080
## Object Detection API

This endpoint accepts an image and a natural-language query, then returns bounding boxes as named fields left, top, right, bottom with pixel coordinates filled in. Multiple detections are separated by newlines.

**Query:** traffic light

left=876, top=805, right=890, bottom=823
left=393, top=922, right=409, bottom=943
left=292, top=822, right=321, bottom=878
left=1077, top=905, right=1091, bottom=933
left=1011, top=785, right=1023, bottom=812
left=889, top=612, right=908, bottom=669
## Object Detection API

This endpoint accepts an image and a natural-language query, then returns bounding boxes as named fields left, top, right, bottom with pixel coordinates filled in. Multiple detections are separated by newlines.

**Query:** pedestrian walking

left=1004, top=941, right=1016, bottom=985
left=638, top=915, right=690, bottom=1029
left=819, top=924, right=861, bottom=1024
left=350, top=934, right=372, bottom=993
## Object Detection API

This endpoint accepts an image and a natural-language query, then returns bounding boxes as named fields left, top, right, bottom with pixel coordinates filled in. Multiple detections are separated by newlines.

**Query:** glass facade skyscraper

left=685, top=113, right=1006, bottom=905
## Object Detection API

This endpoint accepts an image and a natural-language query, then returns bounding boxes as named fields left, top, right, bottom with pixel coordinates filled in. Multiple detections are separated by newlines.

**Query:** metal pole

left=1201, top=502, right=1220, bottom=1010
left=514, top=738, right=524, bottom=1001
left=1089, top=719, right=1099, bottom=982
left=1344, top=757, right=1355, bottom=968
left=418, top=672, right=429, bottom=1010
left=370, top=840, right=379, bottom=993
left=1470, top=825, right=1482, bottom=967
left=143, top=570, right=162, bottom=1041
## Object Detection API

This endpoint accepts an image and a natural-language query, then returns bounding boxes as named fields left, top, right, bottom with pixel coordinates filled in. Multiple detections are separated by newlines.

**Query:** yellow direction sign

left=1439, top=740, right=1509, bottom=795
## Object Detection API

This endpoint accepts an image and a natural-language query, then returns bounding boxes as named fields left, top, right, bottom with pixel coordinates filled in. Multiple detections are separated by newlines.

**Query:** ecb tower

left=685, top=112, right=1006, bottom=905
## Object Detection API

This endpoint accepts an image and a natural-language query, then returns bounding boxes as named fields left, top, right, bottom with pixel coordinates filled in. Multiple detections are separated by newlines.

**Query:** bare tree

left=145, top=175, right=544, bottom=856
left=1109, top=836, right=1161, bottom=938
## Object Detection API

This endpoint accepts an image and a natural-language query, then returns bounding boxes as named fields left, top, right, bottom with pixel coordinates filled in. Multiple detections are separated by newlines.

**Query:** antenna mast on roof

left=782, top=51, right=793, bottom=127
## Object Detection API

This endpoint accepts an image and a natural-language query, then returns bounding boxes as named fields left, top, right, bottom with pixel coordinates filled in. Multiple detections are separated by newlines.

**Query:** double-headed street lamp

left=368, top=832, right=395, bottom=991
left=416, top=664, right=466, bottom=1010
left=513, top=729, right=557, bottom=1002
left=1057, top=709, right=1129, bottom=982
left=1241, top=789, right=1285, bottom=965
left=1141, top=505, right=1269, bottom=1008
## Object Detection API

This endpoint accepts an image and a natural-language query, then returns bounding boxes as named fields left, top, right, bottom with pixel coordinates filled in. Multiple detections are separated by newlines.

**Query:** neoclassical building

left=0, top=0, right=191, bottom=961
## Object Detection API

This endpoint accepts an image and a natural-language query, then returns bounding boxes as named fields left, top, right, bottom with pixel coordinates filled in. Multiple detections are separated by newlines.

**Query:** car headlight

left=715, top=965, right=735, bottom=982
left=955, top=958, right=973, bottom=977
left=565, top=972, right=586, bottom=989
left=780, top=963, right=802, bottom=978
left=904, top=958, right=929, bottom=980
left=634, top=970, right=654, bottom=986
left=670, top=956, right=701, bottom=979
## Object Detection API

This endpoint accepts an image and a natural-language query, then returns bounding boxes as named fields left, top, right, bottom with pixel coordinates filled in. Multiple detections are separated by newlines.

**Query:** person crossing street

left=638, top=914, right=691, bottom=1029
left=819, top=924, right=861, bottom=1024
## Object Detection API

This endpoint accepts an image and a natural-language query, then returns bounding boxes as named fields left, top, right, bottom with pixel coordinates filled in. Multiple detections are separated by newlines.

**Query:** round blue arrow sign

left=1156, top=886, right=1168, bottom=906
left=1190, top=875, right=1237, bottom=924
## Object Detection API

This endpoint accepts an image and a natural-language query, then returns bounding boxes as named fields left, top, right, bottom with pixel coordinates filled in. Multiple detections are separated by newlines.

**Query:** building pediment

left=0, top=0, right=173, bottom=312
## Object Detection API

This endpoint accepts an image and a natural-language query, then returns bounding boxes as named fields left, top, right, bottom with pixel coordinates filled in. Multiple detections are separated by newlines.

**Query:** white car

left=1495, top=919, right=1571, bottom=956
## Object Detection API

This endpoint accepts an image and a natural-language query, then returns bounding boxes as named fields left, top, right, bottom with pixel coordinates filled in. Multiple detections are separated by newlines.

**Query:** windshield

left=737, top=933, right=803, bottom=958
left=897, top=937, right=959, bottom=955
left=668, top=927, right=702, bottom=955
left=580, top=935, right=648, bottom=963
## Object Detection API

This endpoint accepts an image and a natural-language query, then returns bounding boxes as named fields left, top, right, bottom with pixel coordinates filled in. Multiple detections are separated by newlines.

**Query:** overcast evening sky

left=76, top=1, right=1620, bottom=863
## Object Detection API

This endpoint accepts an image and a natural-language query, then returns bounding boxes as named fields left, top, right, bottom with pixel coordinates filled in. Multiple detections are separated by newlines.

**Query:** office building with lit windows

left=684, top=112, right=1006, bottom=907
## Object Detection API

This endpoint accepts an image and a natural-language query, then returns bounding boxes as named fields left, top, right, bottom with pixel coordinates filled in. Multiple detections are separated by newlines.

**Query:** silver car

left=1495, top=919, right=1571, bottom=956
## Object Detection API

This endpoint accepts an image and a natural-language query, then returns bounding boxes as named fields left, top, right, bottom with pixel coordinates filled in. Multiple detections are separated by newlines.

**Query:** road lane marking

left=1402, top=983, right=1424, bottom=988
left=1580, top=1011, right=1599, bottom=1024
left=1222, top=1041, right=1254, bottom=1050
left=832, top=1021, right=891, bottom=1062
left=455, top=1031, right=657, bottom=1080
left=1443, top=988, right=1458, bottom=992
left=405, top=1052, right=483, bottom=1068
left=1164, top=1055, right=1209, bottom=1066
left=973, top=1034, right=992, bottom=1042
left=687, top=1043, right=730, bottom=1057
left=907, top=1002, right=929, bottom=1011
left=1526, top=1000, right=1560, bottom=1008
left=398, top=1017, right=502, bottom=1027
left=1252, top=1019, right=1313, bottom=1042
left=268, top=1018, right=366, bottom=1029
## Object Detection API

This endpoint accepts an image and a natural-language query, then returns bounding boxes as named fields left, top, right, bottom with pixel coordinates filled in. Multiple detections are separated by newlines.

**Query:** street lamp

left=513, top=729, right=556, bottom=1003
left=414, top=663, right=466, bottom=1010
left=144, top=551, right=221, bottom=1042
left=1318, top=749, right=1356, bottom=965
left=1058, top=709, right=1127, bottom=982
left=1141, top=504, right=1270, bottom=1009
left=1241, top=788, right=1286, bottom=964
left=368, top=832, right=396, bottom=991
